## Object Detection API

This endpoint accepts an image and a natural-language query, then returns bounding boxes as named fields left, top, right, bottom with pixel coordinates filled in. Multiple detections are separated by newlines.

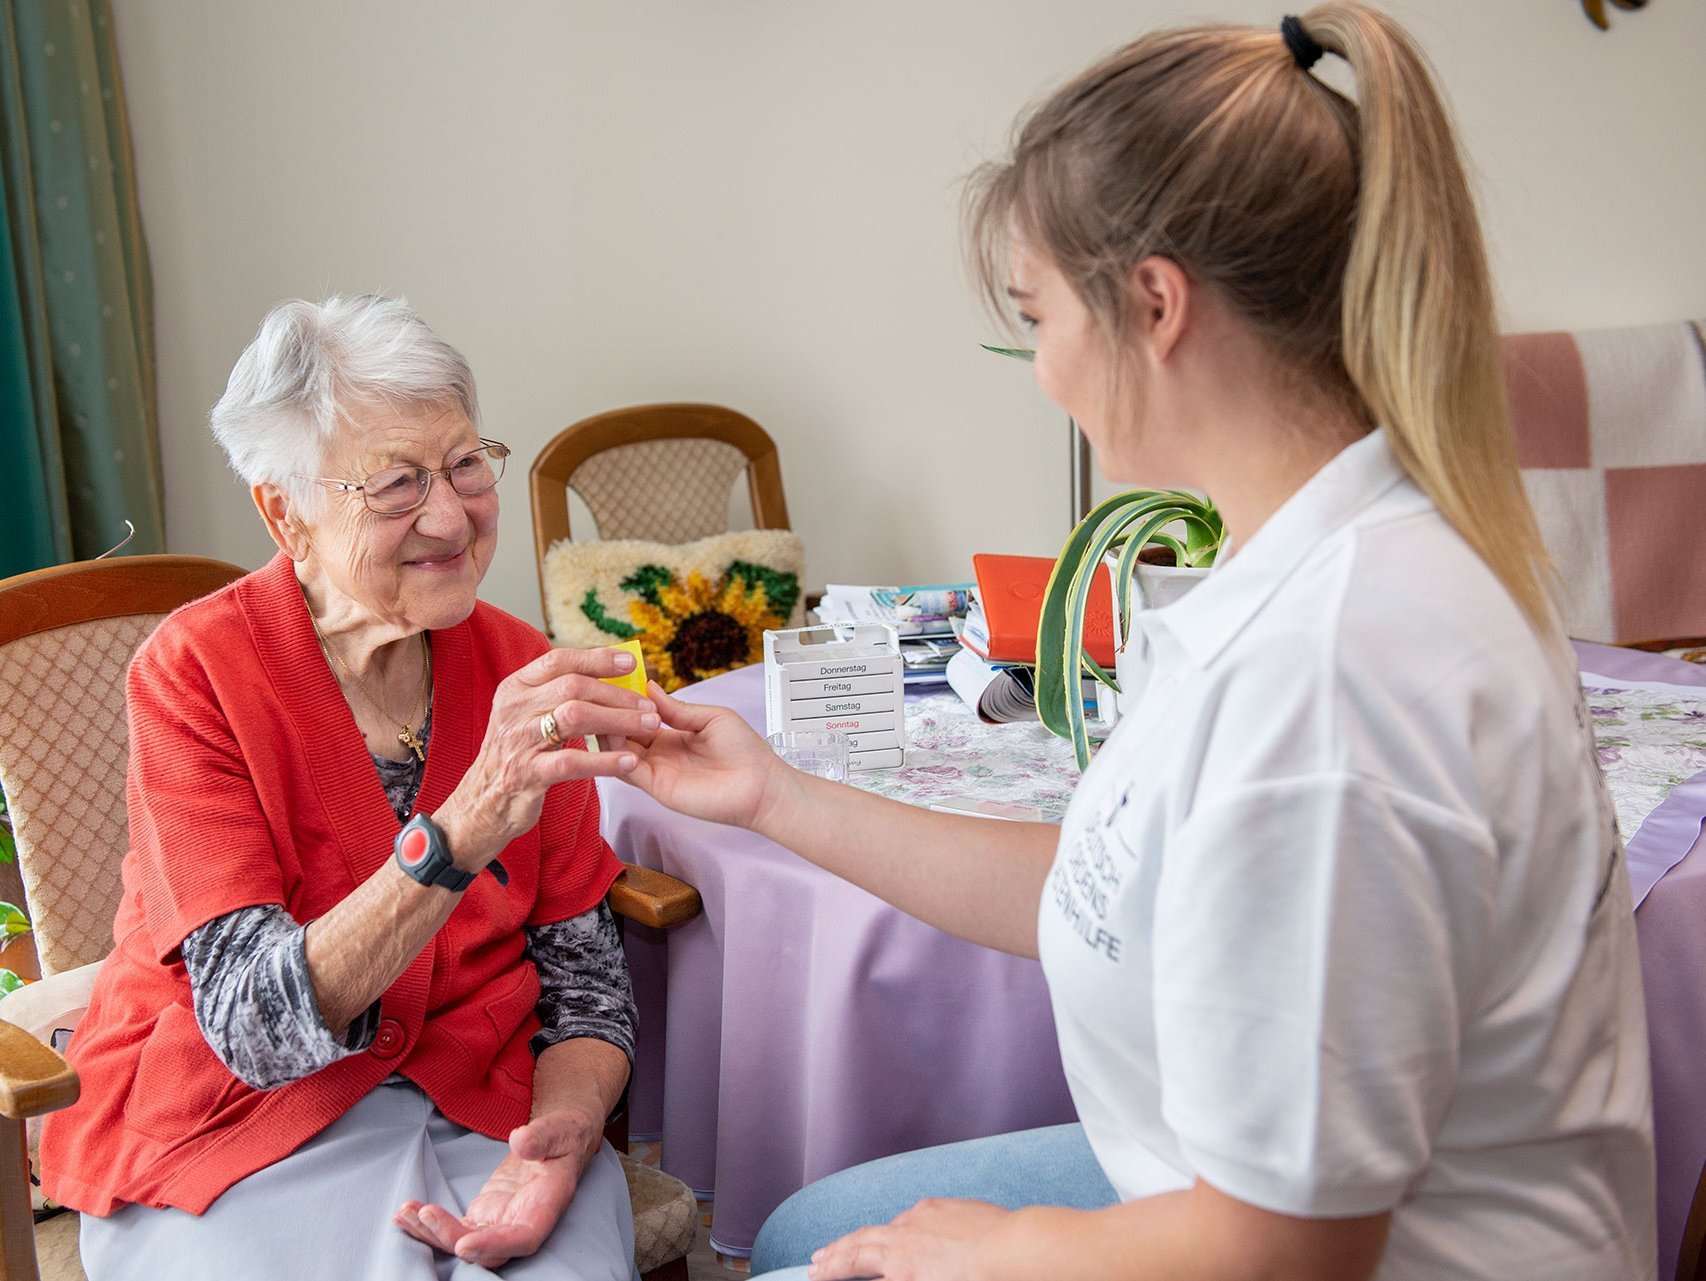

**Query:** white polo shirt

left=1037, top=430, right=1656, bottom=1279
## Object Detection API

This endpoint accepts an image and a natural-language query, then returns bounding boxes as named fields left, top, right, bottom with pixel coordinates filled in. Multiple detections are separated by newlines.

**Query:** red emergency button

left=371, top=1018, right=406, bottom=1059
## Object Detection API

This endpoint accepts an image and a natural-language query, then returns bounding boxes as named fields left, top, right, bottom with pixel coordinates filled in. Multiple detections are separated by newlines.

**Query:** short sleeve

left=127, top=641, right=289, bottom=962
left=1153, top=774, right=1497, bottom=1216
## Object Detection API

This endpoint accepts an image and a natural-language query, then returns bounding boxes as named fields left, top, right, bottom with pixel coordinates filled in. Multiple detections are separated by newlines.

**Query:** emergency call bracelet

left=394, top=812, right=508, bottom=891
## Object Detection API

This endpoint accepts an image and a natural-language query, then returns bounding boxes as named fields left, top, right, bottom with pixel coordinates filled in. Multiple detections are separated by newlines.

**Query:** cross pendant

left=398, top=726, right=426, bottom=762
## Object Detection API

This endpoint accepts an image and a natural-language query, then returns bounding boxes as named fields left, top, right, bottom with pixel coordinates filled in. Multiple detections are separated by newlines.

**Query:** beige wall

left=113, top=1, right=1706, bottom=627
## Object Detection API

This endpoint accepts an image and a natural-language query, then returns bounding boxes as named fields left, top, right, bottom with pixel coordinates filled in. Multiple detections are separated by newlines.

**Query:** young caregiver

left=619, top=5, right=1657, bottom=1279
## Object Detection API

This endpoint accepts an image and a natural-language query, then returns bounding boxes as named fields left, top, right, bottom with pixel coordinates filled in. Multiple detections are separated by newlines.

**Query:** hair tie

left=1280, top=15, right=1326, bottom=71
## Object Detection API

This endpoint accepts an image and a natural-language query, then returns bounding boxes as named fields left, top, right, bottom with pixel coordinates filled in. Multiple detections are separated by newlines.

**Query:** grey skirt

left=80, top=1078, right=638, bottom=1281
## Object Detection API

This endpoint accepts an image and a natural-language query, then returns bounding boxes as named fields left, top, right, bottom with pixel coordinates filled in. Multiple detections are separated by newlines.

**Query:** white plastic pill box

left=763, top=623, right=905, bottom=771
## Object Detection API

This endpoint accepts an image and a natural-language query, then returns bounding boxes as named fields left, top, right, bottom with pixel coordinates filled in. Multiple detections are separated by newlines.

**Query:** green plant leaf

left=1065, top=516, right=1152, bottom=765
left=1035, top=488, right=1224, bottom=769
left=980, top=344, right=1036, bottom=362
left=1146, top=532, right=1189, bottom=562
left=0, top=969, right=23, bottom=996
left=1037, top=493, right=1185, bottom=753
left=0, top=901, right=30, bottom=937
left=1081, top=651, right=1118, bottom=691
left=1050, top=506, right=1159, bottom=767
left=1181, top=513, right=1223, bottom=565
left=1111, top=518, right=1163, bottom=634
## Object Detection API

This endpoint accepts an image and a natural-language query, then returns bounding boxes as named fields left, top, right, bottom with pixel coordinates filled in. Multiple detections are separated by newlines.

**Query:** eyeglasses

left=297, top=439, right=510, bottom=516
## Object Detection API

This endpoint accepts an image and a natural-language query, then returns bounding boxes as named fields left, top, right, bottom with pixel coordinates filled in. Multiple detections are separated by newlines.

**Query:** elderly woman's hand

left=392, top=1105, right=605, bottom=1269
left=432, top=646, right=658, bottom=871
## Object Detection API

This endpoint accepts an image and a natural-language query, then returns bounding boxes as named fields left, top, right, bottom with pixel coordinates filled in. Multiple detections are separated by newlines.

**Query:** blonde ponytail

left=1303, top=4, right=1557, bottom=632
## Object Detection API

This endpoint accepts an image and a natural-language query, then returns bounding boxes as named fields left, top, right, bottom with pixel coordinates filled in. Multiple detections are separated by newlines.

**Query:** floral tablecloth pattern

left=1585, top=683, right=1706, bottom=845
left=852, top=682, right=1706, bottom=884
left=848, top=691, right=1078, bottom=817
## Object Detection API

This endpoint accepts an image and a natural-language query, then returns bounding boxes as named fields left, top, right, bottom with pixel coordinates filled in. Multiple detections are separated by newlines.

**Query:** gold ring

left=539, top=711, right=563, bottom=748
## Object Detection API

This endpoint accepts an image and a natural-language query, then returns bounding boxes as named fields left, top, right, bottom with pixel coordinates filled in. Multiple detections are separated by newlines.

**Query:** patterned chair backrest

left=0, top=556, right=246, bottom=976
left=0, top=610, right=169, bottom=976
left=1506, top=320, right=1706, bottom=645
left=572, top=436, right=752, bottom=542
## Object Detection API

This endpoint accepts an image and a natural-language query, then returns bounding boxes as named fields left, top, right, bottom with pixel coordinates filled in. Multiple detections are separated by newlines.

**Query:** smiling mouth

left=404, top=547, right=469, bottom=569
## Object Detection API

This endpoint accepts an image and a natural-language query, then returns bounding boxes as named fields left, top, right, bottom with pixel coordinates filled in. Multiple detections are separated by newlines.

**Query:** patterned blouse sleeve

left=525, top=901, right=637, bottom=1064
left=180, top=904, right=380, bottom=1090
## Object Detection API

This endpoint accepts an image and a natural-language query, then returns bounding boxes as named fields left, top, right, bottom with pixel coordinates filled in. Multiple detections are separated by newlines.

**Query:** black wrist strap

left=395, top=813, right=473, bottom=891
left=395, top=813, right=510, bottom=890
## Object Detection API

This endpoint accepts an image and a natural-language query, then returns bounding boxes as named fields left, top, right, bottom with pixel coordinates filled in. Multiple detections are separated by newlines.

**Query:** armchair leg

left=1, top=1114, right=42, bottom=1281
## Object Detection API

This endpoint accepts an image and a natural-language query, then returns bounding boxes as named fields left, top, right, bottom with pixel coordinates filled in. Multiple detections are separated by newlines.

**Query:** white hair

left=209, top=294, right=480, bottom=507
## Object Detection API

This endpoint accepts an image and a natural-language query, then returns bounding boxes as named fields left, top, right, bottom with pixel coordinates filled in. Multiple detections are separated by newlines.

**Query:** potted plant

left=1036, top=489, right=1223, bottom=769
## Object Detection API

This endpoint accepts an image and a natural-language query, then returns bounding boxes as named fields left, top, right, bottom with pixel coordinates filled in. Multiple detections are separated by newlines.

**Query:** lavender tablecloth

left=606, top=646, right=1706, bottom=1268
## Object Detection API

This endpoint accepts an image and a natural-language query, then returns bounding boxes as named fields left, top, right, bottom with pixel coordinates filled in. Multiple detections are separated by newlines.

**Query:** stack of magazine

left=812, top=583, right=974, bottom=687
left=945, top=647, right=1038, bottom=722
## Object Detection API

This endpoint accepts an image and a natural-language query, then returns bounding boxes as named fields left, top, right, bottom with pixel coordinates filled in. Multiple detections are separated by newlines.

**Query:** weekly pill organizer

left=763, top=623, right=905, bottom=771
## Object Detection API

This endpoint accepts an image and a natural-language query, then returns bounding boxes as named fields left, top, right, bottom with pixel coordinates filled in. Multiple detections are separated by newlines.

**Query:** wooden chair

left=529, top=402, right=791, bottom=638
left=0, top=555, right=703, bottom=1281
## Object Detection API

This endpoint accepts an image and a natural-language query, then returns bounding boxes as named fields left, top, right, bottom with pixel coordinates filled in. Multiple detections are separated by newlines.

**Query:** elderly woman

left=39, top=295, right=653, bottom=1280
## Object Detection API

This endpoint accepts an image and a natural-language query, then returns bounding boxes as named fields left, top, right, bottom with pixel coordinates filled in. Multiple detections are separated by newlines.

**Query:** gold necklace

left=308, top=612, right=433, bottom=762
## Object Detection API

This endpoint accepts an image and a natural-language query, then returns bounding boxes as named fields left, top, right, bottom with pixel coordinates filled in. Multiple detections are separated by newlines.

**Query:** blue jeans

left=750, top=1124, right=1117, bottom=1279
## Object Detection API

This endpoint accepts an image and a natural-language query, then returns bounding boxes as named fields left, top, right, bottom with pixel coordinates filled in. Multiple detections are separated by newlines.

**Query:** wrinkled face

left=293, top=401, right=498, bottom=633
left=1008, top=239, right=1148, bottom=484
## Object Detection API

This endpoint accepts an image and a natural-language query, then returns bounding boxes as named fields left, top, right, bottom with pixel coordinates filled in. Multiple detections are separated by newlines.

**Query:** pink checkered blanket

left=1505, top=320, right=1706, bottom=643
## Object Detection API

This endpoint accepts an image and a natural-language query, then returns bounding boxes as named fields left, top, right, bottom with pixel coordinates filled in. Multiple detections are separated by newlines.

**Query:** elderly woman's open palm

left=395, top=1107, right=605, bottom=1271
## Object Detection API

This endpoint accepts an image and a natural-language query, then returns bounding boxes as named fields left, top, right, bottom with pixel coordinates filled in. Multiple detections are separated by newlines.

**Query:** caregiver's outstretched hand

left=617, top=680, right=1046, bottom=960
left=617, top=681, right=799, bottom=831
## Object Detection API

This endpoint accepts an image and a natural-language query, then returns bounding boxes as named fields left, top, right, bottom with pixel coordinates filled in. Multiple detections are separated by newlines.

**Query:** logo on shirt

left=1047, top=785, right=1135, bottom=962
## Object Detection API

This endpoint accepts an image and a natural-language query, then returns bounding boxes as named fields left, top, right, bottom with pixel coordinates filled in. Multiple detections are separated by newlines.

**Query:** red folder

left=966, top=553, right=1117, bottom=668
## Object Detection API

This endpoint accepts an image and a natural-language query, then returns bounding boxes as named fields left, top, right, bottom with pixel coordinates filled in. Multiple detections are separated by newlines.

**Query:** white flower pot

left=1133, top=561, right=1209, bottom=611
left=1106, top=558, right=1211, bottom=722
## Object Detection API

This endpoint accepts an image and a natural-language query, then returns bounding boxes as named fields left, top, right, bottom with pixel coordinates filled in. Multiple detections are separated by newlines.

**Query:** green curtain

left=0, top=0, right=163, bottom=577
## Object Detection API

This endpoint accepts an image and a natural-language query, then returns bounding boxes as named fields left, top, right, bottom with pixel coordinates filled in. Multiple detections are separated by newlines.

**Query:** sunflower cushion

left=543, top=529, right=805, bottom=691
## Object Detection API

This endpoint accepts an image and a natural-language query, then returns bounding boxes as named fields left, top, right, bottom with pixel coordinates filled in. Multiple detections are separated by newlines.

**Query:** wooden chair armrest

left=0, top=1018, right=78, bottom=1120
left=1615, top=636, right=1706, bottom=654
left=606, top=864, right=702, bottom=930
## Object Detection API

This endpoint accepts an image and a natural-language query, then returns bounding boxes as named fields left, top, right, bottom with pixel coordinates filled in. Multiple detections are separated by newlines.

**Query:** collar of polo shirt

left=1139, top=428, right=1408, bottom=671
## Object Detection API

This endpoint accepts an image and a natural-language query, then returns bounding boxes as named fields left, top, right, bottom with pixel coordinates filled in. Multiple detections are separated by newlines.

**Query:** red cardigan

left=40, top=553, right=621, bottom=1215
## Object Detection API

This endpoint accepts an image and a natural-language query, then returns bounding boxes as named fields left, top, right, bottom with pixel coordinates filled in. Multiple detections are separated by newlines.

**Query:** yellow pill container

left=600, top=637, right=649, bottom=695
